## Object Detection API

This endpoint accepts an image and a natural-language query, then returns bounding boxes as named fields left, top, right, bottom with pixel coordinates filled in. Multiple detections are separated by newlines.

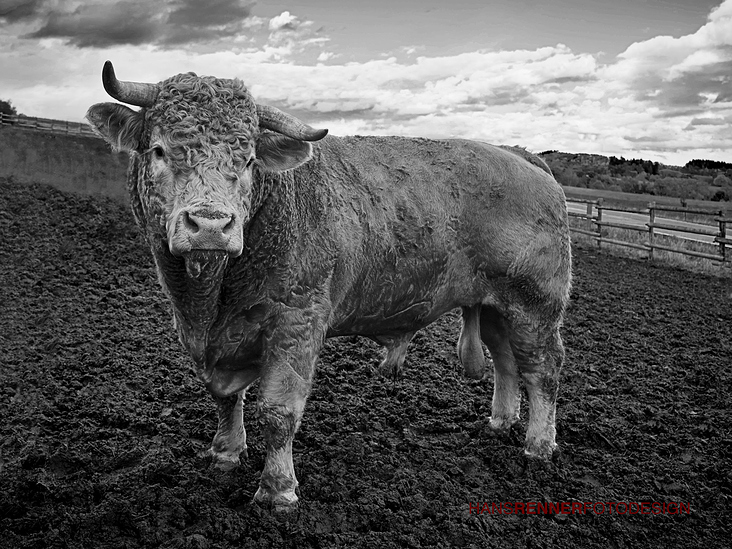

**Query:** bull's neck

left=152, top=245, right=228, bottom=365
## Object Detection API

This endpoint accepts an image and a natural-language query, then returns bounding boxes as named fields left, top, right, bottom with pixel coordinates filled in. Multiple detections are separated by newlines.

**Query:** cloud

left=268, top=11, right=300, bottom=32
left=317, top=51, right=336, bottom=62
left=401, top=46, right=424, bottom=56
left=0, top=0, right=48, bottom=22
left=262, top=11, right=328, bottom=60
left=27, top=2, right=164, bottom=47
left=9, top=3, right=328, bottom=60
left=688, top=117, right=728, bottom=127
left=232, top=1, right=732, bottom=166
left=603, top=0, right=732, bottom=113
left=246, top=45, right=598, bottom=127
left=4, top=0, right=732, bottom=165
left=568, top=0, right=732, bottom=162
left=16, top=0, right=257, bottom=48
left=168, top=0, right=252, bottom=27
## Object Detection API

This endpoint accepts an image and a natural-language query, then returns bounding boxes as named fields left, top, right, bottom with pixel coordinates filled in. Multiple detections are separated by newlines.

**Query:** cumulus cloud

left=577, top=0, right=732, bottom=160
left=268, top=11, right=300, bottom=32
left=228, top=0, right=732, bottom=165
left=261, top=11, right=328, bottom=60
left=604, top=1, right=732, bottom=110
left=246, top=45, right=598, bottom=130
left=317, top=51, right=337, bottom=62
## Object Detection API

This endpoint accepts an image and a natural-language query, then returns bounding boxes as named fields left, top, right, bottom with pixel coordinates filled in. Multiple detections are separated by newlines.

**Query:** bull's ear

left=255, top=133, right=313, bottom=173
left=85, top=102, right=144, bottom=153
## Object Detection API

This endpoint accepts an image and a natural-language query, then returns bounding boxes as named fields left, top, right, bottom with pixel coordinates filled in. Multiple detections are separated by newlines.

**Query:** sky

left=1, top=0, right=731, bottom=166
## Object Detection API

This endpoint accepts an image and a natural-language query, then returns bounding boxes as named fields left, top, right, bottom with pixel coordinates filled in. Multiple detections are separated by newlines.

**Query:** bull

left=86, top=61, right=572, bottom=511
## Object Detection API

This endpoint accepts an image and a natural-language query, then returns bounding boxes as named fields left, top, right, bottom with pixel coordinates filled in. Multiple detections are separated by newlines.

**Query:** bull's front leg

left=252, top=312, right=324, bottom=511
left=209, top=390, right=248, bottom=470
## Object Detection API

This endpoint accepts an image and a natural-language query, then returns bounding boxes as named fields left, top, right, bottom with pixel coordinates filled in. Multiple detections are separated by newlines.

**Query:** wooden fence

left=568, top=197, right=730, bottom=264
left=0, top=112, right=97, bottom=138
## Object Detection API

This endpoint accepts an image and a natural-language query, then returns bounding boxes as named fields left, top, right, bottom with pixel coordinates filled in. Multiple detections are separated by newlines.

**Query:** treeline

left=686, top=159, right=732, bottom=171
left=539, top=151, right=732, bottom=202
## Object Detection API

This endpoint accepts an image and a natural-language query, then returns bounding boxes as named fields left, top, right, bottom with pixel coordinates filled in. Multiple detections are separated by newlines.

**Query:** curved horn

left=102, top=61, right=159, bottom=107
left=256, top=104, right=328, bottom=142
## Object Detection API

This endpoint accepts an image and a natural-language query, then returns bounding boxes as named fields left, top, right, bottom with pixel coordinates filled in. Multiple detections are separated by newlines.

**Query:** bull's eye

left=152, top=146, right=165, bottom=159
left=245, top=156, right=255, bottom=169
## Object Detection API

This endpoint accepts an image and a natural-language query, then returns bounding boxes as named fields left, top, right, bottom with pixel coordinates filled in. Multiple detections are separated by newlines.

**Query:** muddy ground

left=1, top=180, right=730, bottom=548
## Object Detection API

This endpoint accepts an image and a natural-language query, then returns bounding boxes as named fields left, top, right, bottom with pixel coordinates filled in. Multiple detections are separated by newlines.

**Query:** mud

left=1, top=180, right=730, bottom=548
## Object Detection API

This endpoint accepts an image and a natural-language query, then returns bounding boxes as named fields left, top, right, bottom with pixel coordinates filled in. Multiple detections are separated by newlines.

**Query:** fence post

left=648, top=202, right=656, bottom=261
left=585, top=201, right=593, bottom=233
left=595, top=198, right=603, bottom=249
left=720, top=210, right=727, bottom=263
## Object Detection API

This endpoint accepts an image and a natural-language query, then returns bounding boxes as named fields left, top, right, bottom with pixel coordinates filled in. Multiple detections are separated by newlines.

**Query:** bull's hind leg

left=209, top=390, right=248, bottom=469
left=479, top=306, right=521, bottom=431
left=507, top=315, right=565, bottom=458
left=457, top=305, right=485, bottom=379
left=490, top=228, right=570, bottom=458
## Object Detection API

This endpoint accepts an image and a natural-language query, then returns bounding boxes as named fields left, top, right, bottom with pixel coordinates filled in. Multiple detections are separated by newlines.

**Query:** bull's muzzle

left=169, top=208, right=244, bottom=257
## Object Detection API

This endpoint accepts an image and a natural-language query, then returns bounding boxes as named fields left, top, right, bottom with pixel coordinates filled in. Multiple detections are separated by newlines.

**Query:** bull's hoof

left=377, top=359, right=402, bottom=380
left=488, top=416, right=518, bottom=432
left=253, top=487, right=299, bottom=513
left=524, top=439, right=556, bottom=460
left=207, top=446, right=248, bottom=471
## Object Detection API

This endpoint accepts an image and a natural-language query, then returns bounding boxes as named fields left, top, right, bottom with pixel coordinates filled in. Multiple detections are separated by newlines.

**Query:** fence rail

left=567, top=197, right=729, bottom=264
left=0, top=112, right=97, bottom=138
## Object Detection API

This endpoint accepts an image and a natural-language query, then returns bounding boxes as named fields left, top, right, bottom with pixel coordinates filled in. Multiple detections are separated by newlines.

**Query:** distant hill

left=538, top=150, right=732, bottom=202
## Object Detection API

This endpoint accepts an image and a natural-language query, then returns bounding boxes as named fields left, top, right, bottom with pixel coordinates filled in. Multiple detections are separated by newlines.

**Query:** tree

left=0, top=99, right=17, bottom=116
left=713, top=173, right=732, bottom=187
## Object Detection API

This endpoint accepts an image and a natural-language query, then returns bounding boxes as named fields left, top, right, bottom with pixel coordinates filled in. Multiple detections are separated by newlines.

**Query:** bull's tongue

left=175, top=250, right=229, bottom=365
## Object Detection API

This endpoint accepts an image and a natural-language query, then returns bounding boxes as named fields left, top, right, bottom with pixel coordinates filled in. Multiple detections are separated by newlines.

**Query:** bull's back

left=302, top=136, right=569, bottom=335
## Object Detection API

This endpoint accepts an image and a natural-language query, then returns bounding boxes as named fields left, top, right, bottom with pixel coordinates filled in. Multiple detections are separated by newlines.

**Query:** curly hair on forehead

left=145, top=72, right=259, bottom=147
left=143, top=72, right=259, bottom=177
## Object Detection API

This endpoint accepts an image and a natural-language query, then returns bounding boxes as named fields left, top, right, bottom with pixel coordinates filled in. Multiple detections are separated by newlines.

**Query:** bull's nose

left=184, top=210, right=235, bottom=237
left=175, top=209, right=240, bottom=254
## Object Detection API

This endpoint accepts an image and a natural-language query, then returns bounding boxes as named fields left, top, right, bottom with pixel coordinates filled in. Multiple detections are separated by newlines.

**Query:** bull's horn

left=102, top=61, right=159, bottom=107
left=256, top=104, right=328, bottom=141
